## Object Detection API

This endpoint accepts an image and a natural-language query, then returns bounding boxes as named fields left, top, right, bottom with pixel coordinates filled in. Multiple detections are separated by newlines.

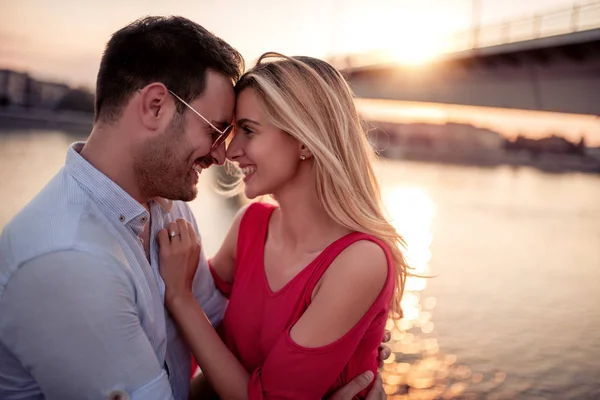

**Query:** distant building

left=0, top=69, right=71, bottom=109
left=28, top=80, right=70, bottom=109
left=366, top=119, right=600, bottom=172
left=368, top=121, right=505, bottom=153
left=506, top=135, right=585, bottom=155
left=365, top=120, right=508, bottom=166
left=0, top=69, right=29, bottom=106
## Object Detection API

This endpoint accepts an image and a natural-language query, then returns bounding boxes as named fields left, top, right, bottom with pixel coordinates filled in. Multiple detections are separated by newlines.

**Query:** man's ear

left=138, top=83, right=172, bottom=131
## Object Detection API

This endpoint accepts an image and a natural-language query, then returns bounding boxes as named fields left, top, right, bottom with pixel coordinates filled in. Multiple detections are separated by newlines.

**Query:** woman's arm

left=159, top=221, right=389, bottom=400
left=168, top=291, right=251, bottom=399
left=289, top=240, right=388, bottom=347
left=158, top=217, right=251, bottom=399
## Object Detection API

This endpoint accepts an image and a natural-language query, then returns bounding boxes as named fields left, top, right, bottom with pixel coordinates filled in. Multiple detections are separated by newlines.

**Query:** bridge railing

left=451, top=1, right=600, bottom=52
left=331, top=1, right=600, bottom=70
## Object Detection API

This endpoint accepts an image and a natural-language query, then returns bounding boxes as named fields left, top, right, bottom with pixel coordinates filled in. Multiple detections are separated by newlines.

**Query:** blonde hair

left=228, top=52, right=410, bottom=320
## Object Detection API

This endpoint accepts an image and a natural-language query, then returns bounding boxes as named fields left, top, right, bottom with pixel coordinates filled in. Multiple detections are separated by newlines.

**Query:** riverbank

left=0, top=108, right=93, bottom=133
left=3, top=108, right=599, bottom=175
left=380, top=145, right=600, bottom=174
left=367, top=120, right=600, bottom=174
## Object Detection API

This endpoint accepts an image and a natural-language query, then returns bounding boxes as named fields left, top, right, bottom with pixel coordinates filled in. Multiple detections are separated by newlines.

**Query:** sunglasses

left=168, top=90, right=233, bottom=150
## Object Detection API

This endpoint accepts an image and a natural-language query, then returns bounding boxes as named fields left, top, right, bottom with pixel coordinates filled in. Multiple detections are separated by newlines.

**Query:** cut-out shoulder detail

left=289, top=238, right=389, bottom=349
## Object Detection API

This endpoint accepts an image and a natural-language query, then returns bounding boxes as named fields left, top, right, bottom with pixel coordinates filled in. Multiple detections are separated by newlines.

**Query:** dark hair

left=95, top=16, right=244, bottom=122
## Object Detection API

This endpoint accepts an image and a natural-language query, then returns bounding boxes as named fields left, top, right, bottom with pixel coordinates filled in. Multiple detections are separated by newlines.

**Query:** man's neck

left=80, top=126, right=148, bottom=204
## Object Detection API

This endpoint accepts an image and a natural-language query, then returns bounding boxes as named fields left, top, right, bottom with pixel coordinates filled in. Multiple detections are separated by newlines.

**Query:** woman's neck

left=272, top=183, right=350, bottom=254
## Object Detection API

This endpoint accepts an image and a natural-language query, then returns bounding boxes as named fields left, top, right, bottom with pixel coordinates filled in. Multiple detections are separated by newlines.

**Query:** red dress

left=209, top=202, right=394, bottom=399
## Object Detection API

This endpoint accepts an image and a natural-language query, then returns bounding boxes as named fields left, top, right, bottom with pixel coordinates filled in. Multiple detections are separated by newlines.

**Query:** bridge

left=341, top=2, right=600, bottom=115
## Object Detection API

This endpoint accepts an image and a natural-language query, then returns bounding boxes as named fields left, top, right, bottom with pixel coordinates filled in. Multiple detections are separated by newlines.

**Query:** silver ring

left=169, top=230, right=180, bottom=238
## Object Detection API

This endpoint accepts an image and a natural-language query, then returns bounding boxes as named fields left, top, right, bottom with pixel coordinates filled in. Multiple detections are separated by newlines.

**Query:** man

left=0, top=16, right=387, bottom=399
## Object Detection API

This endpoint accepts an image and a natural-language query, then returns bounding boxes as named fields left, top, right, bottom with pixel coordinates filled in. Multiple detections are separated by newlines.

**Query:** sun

left=388, top=38, right=445, bottom=65
left=381, top=20, right=450, bottom=66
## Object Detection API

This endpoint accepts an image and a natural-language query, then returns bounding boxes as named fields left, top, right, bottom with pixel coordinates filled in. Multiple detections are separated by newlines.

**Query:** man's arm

left=0, top=251, right=174, bottom=400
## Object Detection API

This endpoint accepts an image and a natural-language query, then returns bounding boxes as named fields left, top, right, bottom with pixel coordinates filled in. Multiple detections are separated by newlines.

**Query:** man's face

left=133, top=70, right=235, bottom=202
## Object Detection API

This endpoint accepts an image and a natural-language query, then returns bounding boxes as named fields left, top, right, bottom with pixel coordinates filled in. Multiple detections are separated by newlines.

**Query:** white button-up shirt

left=0, top=142, right=227, bottom=400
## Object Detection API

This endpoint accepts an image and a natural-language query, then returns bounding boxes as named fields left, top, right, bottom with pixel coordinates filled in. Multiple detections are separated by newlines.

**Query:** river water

left=1, top=128, right=599, bottom=399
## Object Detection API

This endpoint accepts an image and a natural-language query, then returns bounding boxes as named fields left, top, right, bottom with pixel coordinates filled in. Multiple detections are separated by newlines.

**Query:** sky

left=2, top=0, right=598, bottom=143
left=0, top=0, right=582, bottom=88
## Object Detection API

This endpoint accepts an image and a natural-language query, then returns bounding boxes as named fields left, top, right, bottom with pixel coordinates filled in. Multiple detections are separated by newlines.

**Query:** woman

left=158, top=53, right=409, bottom=399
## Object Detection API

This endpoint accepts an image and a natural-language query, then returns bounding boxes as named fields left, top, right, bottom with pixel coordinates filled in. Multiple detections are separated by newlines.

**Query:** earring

left=300, top=155, right=306, bottom=160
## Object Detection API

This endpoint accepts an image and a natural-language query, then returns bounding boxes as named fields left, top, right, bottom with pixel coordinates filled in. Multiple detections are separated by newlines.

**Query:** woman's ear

left=299, top=144, right=313, bottom=160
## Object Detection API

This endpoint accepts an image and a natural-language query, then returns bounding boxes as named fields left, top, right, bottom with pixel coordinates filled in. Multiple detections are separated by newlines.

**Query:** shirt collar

left=153, top=197, right=174, bottom=213
left=65, top=142, right=173, bottom=234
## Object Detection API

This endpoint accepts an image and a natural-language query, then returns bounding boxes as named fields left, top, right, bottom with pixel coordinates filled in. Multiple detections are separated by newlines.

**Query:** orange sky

left=0, top=0, right=581, bottom=87
left=1, top=0, right=598, bottom=144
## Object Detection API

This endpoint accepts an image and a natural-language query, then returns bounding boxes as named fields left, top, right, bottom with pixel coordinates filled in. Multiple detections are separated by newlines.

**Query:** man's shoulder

left=0, top=173, right=123, bottom=286
left=3, top=176, right=98, bottom=252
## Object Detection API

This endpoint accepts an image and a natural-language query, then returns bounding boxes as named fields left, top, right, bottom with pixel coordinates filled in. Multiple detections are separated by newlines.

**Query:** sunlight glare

left=383, top=186, right=435, bottom=291
left=381, top=19, right=450, bottom=66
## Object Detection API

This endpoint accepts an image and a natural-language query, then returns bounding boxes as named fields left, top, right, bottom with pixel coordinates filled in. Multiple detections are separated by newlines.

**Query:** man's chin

left=177, top=189, right=198, bottom=203
left=161, top=186, right=198, bottom=203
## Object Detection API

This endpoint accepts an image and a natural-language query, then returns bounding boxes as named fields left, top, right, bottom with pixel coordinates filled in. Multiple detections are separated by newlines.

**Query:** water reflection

left=384, top=187, right=434, bottom=287
left=4, top=130, right=600, bottom=398
left=381, top=185, right=501, bottom=399
left=384, top=185, right=434, bottom=328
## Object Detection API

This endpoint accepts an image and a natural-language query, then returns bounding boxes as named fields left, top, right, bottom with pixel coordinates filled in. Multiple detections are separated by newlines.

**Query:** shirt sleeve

left=0, top=251, right=174, bottom=400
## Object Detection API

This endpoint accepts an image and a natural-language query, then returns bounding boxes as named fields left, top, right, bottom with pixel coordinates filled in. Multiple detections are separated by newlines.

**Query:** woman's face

left=226, top=88, right=302, bottom=199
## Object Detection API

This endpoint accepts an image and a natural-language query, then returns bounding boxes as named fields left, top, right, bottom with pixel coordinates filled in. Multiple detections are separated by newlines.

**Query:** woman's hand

left=157, top=218, right=200, bottom=307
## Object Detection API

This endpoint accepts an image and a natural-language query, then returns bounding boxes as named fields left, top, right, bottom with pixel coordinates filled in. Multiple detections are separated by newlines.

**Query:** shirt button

left=119, top=215, right=125, bottom=222
left=107, top=390, right=129, bottom=400
left=140, top=216, right=148, bottom=224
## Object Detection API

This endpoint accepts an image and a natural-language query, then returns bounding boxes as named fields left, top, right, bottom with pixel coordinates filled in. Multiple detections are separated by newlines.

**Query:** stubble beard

left=133, top=114, right=198, bottom=202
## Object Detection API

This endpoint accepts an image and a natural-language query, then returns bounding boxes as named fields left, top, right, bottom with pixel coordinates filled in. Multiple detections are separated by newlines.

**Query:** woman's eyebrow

left=236, top=118, right=261, bottom=126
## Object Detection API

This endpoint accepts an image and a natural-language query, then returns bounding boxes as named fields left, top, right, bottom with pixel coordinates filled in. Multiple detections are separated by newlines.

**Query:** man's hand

left=378, top=329, right=392, bottom=368
left=329, top=371, right=385, bottom=400
left=329, top=329, right=391, bottom=399
left=366, top=373, right=385, bottom=400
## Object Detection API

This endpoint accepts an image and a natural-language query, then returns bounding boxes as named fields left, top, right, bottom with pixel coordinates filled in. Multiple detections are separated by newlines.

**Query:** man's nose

left=210, top=141, right=227, bottom=166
